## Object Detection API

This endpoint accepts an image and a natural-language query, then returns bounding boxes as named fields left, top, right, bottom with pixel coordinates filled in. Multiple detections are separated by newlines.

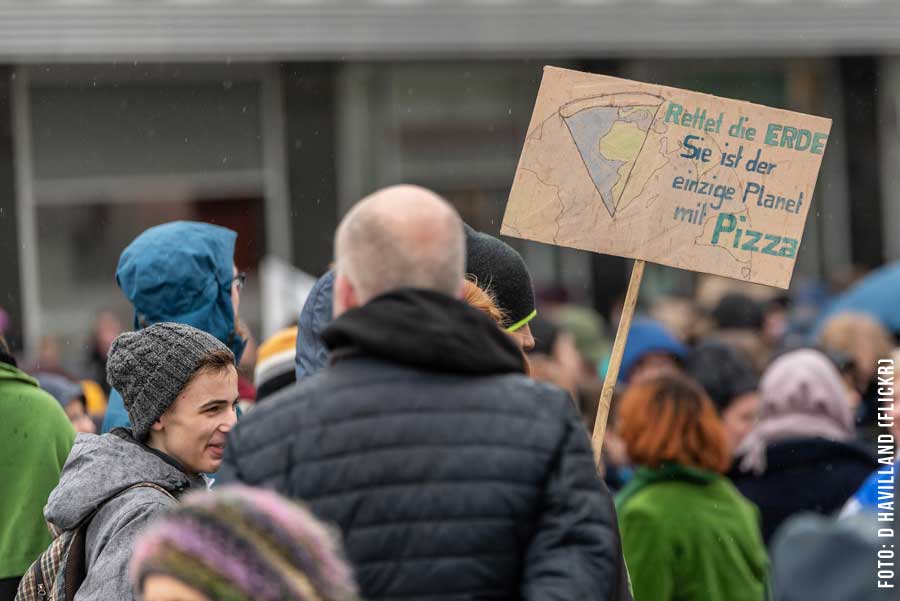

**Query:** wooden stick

left=591, top=259, right=646, bottom=467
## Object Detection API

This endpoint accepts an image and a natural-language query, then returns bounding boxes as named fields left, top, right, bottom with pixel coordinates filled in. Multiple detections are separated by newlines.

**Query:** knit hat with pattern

left=130, top=485, right=359, bottom=601
left=107, top=322, right=233, bottom=441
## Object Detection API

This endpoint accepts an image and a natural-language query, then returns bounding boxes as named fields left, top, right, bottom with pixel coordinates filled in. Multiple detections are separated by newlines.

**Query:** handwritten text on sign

left=501, top=67, right=832, bottom=288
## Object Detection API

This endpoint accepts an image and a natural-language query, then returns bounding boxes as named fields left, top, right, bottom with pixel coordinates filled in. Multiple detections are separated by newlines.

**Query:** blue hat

left=618, top=318, right=687, bottom=383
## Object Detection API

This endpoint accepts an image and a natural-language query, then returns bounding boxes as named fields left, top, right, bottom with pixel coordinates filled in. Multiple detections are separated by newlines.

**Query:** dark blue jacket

left=295, top=269, right=334, bottom=382
left=729, top=437, right=878, bottom=545
left=220, top=289, right=630, bottom=601
left=102, top=221, right=245, bottom=432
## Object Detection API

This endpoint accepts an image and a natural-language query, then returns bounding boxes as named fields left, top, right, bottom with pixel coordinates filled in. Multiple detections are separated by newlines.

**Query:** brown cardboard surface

left=501, top=66, right=832, bottom=289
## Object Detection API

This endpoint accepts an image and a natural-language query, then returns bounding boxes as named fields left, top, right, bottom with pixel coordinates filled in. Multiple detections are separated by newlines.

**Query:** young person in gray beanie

left=41, top=322, right=238, bottom=601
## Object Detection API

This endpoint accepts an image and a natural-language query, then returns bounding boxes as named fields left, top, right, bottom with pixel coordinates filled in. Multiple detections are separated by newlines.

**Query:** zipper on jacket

left=37, top=582, right=47, bottom=598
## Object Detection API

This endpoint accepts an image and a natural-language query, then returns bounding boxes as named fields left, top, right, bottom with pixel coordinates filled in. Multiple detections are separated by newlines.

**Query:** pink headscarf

left=737, top=348, right=854, bottom=474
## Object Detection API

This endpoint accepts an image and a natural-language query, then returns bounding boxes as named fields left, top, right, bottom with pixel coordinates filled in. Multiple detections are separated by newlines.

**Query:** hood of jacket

left=295, top=269, right=335, bottom=382
left=116, top=221, right=245, bottom=361
left=321, top=288, right=526, bottom=375
left=44, top=429, right=202, bottom=531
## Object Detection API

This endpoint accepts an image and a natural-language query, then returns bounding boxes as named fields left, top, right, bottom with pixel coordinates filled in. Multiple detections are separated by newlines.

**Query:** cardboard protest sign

left=501, top=66, right=832, bottom=289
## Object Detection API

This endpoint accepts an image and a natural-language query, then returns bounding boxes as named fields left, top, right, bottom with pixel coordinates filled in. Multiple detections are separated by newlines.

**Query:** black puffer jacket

left=219, top=289, right=630, bottom=601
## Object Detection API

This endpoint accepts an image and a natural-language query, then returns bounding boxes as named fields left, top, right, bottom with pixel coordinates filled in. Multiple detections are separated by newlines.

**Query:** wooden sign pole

left=591, top=259, right=646, bottom=467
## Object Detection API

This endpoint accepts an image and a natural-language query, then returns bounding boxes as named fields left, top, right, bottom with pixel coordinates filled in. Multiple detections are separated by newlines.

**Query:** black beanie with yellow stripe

left=464, top=224, right=537, bottom=332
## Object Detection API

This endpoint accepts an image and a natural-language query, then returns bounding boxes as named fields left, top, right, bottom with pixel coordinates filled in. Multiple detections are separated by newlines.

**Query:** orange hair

left=616, top=374, right=730, bottom=473
left=462, top=279, right=507, bottom=327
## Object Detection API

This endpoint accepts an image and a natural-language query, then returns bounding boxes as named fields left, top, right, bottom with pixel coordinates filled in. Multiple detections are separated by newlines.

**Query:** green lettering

left=780, top=126, right=797, bottom=149
left=762, top=234, right=781, bottom=255
left=811, top=132, right=828, bottom=154
left=712, top=213, right=736, bottom=245
left=741, top=230, right=762, bottom=251
left=664, top=102, right=684, bottom=124
left=779, top=237, right=798, bottom=258
left=765, top=123, right=782, bottom=146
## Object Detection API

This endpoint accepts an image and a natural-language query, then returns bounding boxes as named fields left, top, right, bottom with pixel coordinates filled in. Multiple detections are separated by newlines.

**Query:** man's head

left=107, top=322, right=238, bottom=475
left=333, top=185, right=465, bottom=317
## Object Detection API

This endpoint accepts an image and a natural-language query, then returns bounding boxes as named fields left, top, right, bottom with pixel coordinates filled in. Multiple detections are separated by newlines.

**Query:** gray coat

left=44, top=429, right=205, bottom=601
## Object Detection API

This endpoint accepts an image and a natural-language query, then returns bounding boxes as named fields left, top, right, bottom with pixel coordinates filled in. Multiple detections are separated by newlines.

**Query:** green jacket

left=0, top=361, right=75, bottom=579
left=616, top=464, right=769, bottom=601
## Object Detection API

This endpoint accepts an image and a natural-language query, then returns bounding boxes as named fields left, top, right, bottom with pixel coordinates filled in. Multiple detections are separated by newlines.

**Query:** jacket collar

left=615, top=463, right=720, bottom=509
left=322, top=288, right=526, bottom=376
left=111, top=427, right=203, bottom=486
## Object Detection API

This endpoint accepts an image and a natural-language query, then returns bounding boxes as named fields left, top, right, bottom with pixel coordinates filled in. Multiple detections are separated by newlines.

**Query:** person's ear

left=150, top=417, right=165, bottom=432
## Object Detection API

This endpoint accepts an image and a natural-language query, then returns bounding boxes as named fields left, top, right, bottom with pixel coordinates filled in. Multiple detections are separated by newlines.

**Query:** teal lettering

left=765, top=123, right=782, bottom=146
left=780, top=126, right=797, bottom=149
left=665, top=102, right=684, bottom=125
left=762, top=234, right=781, bottom=255
left=779, top=237, right=798, bottom=258
left=811, top=132, right=828, bottom=154
left=795, top=129, right=812, bottom=151
left=711, top=213, right=736, bottom=245
left=741, top=230, right=763, bottom=251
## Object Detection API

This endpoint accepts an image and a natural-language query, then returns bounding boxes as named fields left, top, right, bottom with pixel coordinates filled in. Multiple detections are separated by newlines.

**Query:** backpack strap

left=64, top=482, right=176, bottom=601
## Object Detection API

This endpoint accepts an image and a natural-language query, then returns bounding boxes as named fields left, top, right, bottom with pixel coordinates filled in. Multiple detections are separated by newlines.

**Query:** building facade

left=0, top=1, right=895, bottom=358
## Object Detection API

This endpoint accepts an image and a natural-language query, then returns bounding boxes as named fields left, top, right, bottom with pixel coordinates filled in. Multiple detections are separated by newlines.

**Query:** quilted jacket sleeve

left=521, top=399, right=632, bottom=601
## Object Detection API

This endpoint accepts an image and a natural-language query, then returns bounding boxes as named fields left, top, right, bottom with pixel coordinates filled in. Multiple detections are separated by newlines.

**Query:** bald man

left=219, top=185, right=631, bottom=601
left=331, top=185, right=466, bottom=316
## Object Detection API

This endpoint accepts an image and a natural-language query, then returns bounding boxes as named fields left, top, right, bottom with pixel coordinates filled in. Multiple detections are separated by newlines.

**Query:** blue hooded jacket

left=102, top=221, right=245, bottom=433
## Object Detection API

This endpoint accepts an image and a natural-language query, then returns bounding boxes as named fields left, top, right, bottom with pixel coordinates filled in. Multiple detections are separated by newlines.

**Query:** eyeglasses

left=232, top=272, right=246, bottom=292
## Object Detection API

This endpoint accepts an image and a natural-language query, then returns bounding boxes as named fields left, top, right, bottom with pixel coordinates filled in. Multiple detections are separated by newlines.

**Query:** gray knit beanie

left=107, top=322, right=234, bottom=441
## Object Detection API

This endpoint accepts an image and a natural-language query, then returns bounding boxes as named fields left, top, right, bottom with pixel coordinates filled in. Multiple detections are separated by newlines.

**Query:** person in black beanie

left=685, top=339, right=760, bottom=454
left=294, top=223, right=540, bottom=382
left=464, top=224, right=537, bottom=352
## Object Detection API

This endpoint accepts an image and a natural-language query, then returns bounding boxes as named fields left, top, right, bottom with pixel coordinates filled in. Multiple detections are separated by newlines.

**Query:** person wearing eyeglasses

left=101, top=221, right=248, bottom=436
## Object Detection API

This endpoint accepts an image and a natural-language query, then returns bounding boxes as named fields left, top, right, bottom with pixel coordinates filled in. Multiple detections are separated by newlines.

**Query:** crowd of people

left=1, top=183, right=898, bottom=601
